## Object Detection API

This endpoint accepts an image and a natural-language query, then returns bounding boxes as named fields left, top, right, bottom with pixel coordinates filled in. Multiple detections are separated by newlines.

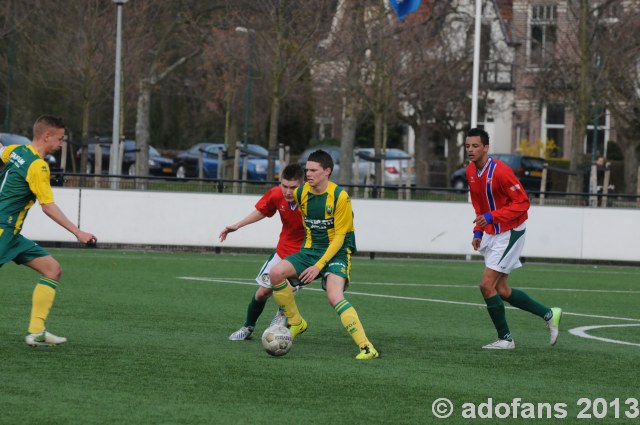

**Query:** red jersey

left=466, top=157, right=529, bottom=235
left=255, top=186, right=304, bottom=258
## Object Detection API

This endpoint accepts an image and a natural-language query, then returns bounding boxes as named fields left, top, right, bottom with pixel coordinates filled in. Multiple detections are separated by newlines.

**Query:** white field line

left=568, top=324, right=640, bottom=347
left=177, top=276, right=640, bottom=324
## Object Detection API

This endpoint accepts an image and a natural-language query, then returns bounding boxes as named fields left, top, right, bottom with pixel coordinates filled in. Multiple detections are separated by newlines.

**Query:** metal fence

left=53, top=172, right=640, bottom=208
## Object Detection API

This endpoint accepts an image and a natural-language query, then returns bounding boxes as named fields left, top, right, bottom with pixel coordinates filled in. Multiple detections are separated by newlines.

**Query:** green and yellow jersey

left=294, top=181, right=356, bottom=268
left=0, top=144, right=54, bottom=234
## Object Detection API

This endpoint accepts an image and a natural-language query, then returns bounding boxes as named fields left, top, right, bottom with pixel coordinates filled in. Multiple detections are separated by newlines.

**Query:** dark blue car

left=174, top=143, right=280, bottom=181
left=450, top=153, right=552, bottom=192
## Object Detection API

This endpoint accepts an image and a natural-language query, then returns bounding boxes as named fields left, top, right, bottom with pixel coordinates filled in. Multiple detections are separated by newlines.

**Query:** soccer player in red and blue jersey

left=220, top=163, right=305, bottom=340
left=465, top=128, right=562, bottom=350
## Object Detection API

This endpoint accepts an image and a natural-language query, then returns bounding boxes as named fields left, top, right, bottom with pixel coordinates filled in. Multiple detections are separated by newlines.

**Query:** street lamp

left=110, top=0, right=128, bottom=185
left=235, top=27, right=255, bottom=150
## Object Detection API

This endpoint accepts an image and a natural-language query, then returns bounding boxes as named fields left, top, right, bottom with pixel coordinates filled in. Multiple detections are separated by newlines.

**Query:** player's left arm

left=298, top=192, right=351, bottom=284
left=483, top=170, right=530, bottom=224
left=27, top=160, right=97, bottom=244
left=313, top=192, right=351, bottom=269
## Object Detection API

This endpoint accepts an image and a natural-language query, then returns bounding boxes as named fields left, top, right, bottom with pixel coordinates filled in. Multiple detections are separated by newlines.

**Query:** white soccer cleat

left=228, top=326, right=254, bottom=341
left=546, top=307, right=563, bottom=346
left=270, top=307, right=288, bottom=328
left=25, top=331, right=67, bottom=347
left=482, top=339, right=515, bottom=350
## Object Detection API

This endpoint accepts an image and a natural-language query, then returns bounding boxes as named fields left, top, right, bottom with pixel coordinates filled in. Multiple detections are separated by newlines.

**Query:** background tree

left=122, top=1, right=210, bottom=177
left=228, top=0, right=336, bottom=180
left=396, top=0, right=472, bottom=186
left=597, top=1, right=640, bottom=193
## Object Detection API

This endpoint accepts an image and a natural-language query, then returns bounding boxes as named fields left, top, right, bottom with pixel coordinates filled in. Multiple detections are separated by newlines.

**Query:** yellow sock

left=28, top=278, right=58, bottom=334
left=272, top=281, right=302, bottom=325
left=334, top=299, right=369, bottom=348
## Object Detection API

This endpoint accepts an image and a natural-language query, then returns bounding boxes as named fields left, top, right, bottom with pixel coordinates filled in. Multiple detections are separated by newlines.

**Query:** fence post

left=217, top=148, right=223, bottom=180
left=539, top=163, right=547, bottom=206
left=197, top=148, right=204, bottom=192
left=405, top=159, right=411, bottom=200
left=601, top=162, right=611, bottom=208
left=637, top=165, right=640, bottom=208
left=278, top=143, right=285, bottom=170
left=397, top=159, right=404, bottom=200
left=94, top=143, right=102, bottom=189
left=232, top=142, right=241, bottom=194
left=589, top=163, right=598, bottom=207
left=353, top=148, right=360, bottom=198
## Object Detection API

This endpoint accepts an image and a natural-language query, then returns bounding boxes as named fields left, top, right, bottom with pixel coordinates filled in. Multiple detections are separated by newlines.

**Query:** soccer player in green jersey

left=0, top=115, right=97, bottom=347
left=269, top=149, right=379, bottom=360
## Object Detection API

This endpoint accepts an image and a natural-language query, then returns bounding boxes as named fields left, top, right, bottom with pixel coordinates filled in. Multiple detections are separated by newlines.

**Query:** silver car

left=298, top=145, right=415, bottom=186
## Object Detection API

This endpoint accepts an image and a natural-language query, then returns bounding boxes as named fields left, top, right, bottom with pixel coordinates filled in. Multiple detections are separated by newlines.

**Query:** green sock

left=243, top=296, right=266, bottom=327
left=505, top=288, right=552, bottom=320
left=485, top=294, right=511, bottom=340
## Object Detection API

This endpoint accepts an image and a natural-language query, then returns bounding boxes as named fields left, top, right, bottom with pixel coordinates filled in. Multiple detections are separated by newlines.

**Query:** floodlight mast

left=109, top=0, right=129, bottom=187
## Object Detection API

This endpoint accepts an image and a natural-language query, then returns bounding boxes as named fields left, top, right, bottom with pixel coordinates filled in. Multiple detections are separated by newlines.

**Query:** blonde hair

left=33, top=115, right=66, bottom=139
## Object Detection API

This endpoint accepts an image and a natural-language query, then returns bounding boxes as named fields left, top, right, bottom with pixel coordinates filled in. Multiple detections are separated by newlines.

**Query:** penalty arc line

left=568, top=324, right=640, bottom=347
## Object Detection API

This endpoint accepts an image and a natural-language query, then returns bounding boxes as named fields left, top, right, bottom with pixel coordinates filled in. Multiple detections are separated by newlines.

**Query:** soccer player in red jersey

left=219, top=163, right=305, bottom=340
left=465, top=128, right=562, bottom=349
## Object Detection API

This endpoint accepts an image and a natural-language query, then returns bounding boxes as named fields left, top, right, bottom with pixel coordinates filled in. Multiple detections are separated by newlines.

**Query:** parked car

left=450, top=153, right=552, bottom=192
left=174, top=143, right=280, bottom=181
left=0, top=132, right=63, bottom=186
left=75, top=138, right=175, bottom=177
left=298, top=145, right=415, bottom=185
left=357, top=148, right=416, bottom=185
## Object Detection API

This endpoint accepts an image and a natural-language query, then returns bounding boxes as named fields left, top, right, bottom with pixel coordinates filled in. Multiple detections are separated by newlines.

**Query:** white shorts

left=255, top=253, right=283, bottom=288
left=479, top=222, right=526, bottom=274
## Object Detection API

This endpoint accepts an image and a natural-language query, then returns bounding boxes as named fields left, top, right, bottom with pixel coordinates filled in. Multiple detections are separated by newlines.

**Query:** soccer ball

left=261, top=325, right=293, bottom=357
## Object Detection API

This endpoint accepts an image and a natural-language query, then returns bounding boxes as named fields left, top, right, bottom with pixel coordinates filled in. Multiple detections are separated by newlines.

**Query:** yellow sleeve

left=1, top=145, right=18, bottom=163
left=332, top=191, right=353, bottom=236
left=313, top=191, right=352, bottom=269
left=25, top=159, right=55, bottom=205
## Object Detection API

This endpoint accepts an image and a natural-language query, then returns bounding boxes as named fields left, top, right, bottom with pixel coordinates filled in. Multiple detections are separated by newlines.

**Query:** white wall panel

left=19, top=188, right=640, bottom=263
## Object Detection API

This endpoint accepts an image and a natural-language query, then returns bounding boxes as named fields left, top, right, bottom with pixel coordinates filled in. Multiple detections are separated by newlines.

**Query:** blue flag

left=389, top=0, right=422, bottom=21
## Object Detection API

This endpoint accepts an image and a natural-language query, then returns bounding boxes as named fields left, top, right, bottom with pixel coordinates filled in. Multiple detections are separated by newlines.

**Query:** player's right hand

left=77, top=230, right=97, bottom=246
left=218, top=225, right=238, bottom=242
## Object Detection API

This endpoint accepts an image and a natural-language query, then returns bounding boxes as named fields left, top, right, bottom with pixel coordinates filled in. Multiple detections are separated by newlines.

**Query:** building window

left=543, top=104, right=564, bottom=157
left=529, top=4, right=557, bottom=67
left=585, top=108, right=609, bottom=158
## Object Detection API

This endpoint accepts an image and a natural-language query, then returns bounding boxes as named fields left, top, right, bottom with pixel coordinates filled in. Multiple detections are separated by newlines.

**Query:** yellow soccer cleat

left=287, top=318, right=308, bottom=339
left=355, top=343, right=379, bottom=360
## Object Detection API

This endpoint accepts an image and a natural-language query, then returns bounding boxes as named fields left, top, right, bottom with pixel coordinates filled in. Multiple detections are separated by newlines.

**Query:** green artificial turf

left=1, top=250, right=638, bottom=424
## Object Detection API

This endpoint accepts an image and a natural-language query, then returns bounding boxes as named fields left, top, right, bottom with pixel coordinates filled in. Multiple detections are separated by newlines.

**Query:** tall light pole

left=470, top=0, right=482, bottom=128
left=235, top=27, right=255, bottom=150
left=110, top=0, right=128, bottom=185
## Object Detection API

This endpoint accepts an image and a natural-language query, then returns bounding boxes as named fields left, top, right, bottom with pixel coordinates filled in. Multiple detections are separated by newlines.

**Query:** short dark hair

left=281, top=163, right=304, bottom=181
left=467, top=127, right=489, bottom=146
left=33, top=115, right=66, bottom=139
left=307, top=149, right=334, bottom=172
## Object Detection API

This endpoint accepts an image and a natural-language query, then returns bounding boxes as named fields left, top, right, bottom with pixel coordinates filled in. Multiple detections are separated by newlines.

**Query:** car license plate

left=163, top=167, right=173, bottom=173
left=530, top=170, right=542, bottom=177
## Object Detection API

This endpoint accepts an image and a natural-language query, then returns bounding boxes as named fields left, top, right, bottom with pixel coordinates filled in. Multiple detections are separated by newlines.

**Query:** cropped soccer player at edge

left=0, top=115, right=97, bottom=347
left=269, top=149, right=379, bottom=360
left=219, top=163, right=305, bottom=340
left=465, top=128, right=562, bottom=350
